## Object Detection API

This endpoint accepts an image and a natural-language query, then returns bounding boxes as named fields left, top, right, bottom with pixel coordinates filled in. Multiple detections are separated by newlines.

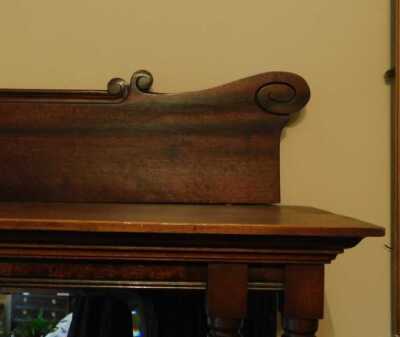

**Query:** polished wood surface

left=0, top=202, right=383, bottom=237
left=207, top=264, right=248, bottom=337
left=0, top=71, right=309, bottom=204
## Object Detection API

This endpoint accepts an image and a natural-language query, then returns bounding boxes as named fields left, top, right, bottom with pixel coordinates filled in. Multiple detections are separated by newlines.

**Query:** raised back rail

left=0, top=70, right=310, bottom=203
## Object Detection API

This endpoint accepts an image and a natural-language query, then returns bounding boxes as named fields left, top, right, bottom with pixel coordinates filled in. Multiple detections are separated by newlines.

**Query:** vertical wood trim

left=393, top=0, right=400, bottom=335
left=207, top=264, right=248, bottom=319
left=283, top=264, right=324, bottom=320
left=206, top=264, right=248, bottom=337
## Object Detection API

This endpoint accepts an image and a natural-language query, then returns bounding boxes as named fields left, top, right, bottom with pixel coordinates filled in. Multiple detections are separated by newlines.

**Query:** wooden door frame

left=392, top=0, right=400, bottom=335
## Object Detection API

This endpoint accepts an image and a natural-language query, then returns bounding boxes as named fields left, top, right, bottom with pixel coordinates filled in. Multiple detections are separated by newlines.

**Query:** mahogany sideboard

left=0, top=70, right=385, bottom=337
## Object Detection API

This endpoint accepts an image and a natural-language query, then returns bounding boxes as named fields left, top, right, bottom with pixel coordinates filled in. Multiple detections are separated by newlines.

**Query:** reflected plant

left=11, top=311, right=56, bottom=337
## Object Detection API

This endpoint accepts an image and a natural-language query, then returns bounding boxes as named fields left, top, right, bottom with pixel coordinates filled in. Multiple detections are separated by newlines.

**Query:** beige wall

left=0, top=1, right=391, bottom=336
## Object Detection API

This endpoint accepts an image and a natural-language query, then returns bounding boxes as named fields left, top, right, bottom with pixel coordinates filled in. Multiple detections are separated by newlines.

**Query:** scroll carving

left=107, top=77, right=128, bottom=97
left=254, top=73, right=310, bottom=116
left=130, top=69, right=154, bottom=93
left=256, top=82, right=307, bottom=115
left=106, top=70, right=154, bottom=98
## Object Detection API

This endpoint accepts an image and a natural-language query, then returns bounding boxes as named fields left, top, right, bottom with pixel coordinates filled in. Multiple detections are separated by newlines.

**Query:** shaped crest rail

left=0, top=71, right=310, bottom=203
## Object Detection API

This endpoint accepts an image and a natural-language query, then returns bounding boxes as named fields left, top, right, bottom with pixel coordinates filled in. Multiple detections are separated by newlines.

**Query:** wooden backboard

left=0, top=70, right=309, bottom=204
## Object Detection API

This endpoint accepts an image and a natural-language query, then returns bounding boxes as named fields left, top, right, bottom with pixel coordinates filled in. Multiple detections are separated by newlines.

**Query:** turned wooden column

left=282, top=264, right=324, bottom=337
left=206, top=264, right=248, bottom=337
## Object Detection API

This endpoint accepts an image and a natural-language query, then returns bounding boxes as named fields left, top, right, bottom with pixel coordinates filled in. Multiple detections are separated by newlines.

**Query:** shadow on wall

left=318, top=295, right=335, bottom=337
left=280, top=107, right=308, bottom=141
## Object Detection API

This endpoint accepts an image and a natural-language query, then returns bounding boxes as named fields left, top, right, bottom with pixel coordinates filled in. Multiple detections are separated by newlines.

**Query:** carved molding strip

left=0, top=244, right=342, bottom=264
left=0, top=278, right=284, bottom=291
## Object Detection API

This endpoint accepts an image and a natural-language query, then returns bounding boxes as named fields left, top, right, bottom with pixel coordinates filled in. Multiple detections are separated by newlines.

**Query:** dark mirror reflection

left=0, top=290, right=146, bottom=337
left=0, top=291, right=71, bottom=337
left=0, top=290, right=277, bottom=337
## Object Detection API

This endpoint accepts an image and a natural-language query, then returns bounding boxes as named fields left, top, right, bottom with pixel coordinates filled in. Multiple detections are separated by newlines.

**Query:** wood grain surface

left=0, top=202, right=384, bottom=237
left=0, top=71, right=310, bottom=204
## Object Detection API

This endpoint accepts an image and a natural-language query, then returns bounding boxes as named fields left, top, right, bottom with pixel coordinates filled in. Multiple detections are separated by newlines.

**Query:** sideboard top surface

left=0, top=202, right=384, bottom=238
